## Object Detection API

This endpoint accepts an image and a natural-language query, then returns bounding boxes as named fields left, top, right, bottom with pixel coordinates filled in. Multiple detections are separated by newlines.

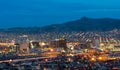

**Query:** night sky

left=0, top=0, right=120, bottom=28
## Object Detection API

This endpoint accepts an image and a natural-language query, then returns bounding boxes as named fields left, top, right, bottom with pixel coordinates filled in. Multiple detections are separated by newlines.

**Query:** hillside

left=40, top=17, right=120, bottom=32
left=1, top=17, right=120, bottom=33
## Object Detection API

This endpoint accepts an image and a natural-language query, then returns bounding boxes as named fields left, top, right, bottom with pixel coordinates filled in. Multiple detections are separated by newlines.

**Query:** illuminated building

left=113, top=46, right=120, bottom=51
left=19, top=42, right=30, bottom=54
left=93, top=37, right=100, bottom=49
left=49, top=38, right=67, bottom=48
left=14, top=43, right=20, bottom=53
left=30, top=41, right=40, bottom=49
left=19, top=40, right=41, bottom=54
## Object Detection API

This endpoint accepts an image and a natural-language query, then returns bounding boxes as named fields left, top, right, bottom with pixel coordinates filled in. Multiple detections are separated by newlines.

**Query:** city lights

left=91, top=57, right=96, bottom=61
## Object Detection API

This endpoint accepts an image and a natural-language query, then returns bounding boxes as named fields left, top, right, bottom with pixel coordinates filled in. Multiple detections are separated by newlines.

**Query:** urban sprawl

left=0, top=30, right=120, bottom=70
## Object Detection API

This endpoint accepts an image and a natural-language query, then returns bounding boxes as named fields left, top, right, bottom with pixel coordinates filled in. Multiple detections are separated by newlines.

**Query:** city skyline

left=0, top=0, right=120, bottom=28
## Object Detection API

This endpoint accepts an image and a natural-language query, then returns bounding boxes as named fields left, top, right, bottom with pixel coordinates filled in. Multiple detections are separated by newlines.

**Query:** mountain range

left=1, top=17, right=120, bottom=33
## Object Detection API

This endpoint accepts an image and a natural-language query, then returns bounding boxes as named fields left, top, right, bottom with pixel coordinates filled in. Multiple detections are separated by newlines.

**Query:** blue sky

left=0, top=0, right=120, bottom=28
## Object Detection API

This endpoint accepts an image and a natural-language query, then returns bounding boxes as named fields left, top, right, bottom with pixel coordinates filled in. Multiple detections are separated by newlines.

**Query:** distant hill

left=1, top=17, right=120, bottom=33
left=40, top=17, right=120, bottom=32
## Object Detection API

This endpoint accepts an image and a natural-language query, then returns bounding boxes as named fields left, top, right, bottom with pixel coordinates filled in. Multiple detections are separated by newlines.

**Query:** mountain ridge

left=1, top=17, right=120, bottom=33
left=40, top=17, right=120, bottom=32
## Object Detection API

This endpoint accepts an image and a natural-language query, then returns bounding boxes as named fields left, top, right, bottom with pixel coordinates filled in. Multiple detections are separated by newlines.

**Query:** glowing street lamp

left=91, top=57, right=96, bottom=61
left=98, top=56, right=102, bottom=60
left=41, top=42, right=46, bottom=46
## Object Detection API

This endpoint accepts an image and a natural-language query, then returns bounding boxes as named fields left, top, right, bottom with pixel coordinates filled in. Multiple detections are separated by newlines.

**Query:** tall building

left=30, top=41, right=40, bottom=49
left=19, top=41, right=30, bottom=54
left=93, top=38, right=100, bottom=49
left=14, top=43, right=20, bottom=54
left=49, top=38, right=67, bottom=49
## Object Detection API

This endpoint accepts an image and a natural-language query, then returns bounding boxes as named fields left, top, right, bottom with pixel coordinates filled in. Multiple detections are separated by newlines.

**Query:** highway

left=0, top=56, right=55, bottom=63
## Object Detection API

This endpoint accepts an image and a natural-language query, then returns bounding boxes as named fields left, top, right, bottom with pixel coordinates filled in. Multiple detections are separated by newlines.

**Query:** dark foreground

left=0, top=54, right=120, bottom=70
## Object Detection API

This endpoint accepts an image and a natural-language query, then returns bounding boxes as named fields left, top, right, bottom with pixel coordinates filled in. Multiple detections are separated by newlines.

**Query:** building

left=30, top=41, right=40, bottom=49
left=93, top=38, right=100, bottom=48
left=49, top=38, right=67, bottom=49
left=19, top=41, right=30, bottom=54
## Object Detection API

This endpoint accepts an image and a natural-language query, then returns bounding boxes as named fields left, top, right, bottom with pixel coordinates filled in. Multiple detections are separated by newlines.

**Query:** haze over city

left=0, top=0, right=120, bottom=28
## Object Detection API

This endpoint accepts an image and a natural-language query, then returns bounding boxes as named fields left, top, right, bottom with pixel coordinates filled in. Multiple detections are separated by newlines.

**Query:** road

left=0, top=56, right=55, bottom=63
